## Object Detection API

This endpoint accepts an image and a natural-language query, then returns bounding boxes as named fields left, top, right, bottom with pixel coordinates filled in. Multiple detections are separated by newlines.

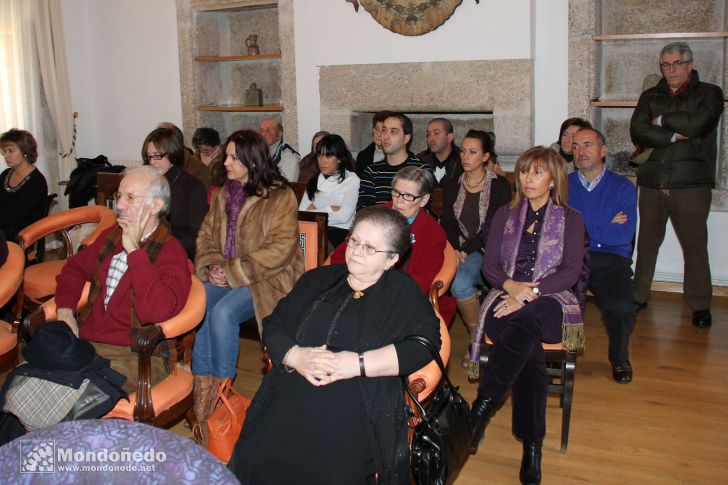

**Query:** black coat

left=164, top=165, right=208, bottom=260
left=0, top=231, right=7, bottom=268
left=230, top=265, right=440, bottom=484
left=416, top=143, right=462, bottom=187
left=355, top=142, right=379, bottom=178
left=630, top=70, right=724, bottom=189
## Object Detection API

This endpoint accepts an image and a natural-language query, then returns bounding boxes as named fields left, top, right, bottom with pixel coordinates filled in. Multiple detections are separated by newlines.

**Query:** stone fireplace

left=319, top=59, right=534, bottom=165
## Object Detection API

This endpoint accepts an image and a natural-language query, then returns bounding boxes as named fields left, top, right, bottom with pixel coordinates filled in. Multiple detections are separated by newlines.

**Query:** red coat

left=55, top=224, right=191, bottom=346
left=330, top=205, right=456, bottom=324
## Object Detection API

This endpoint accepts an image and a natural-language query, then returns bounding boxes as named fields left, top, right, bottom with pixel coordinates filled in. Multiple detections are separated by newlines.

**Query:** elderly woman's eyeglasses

left=659, top=60, right=690, bottom=70
left=391, top=188, right=422, bottom=202
left=113, top=192, right=154, bottom=204
left=345, top=236, right=397, bottom=256
left=143, top=152, right=167, bottom=162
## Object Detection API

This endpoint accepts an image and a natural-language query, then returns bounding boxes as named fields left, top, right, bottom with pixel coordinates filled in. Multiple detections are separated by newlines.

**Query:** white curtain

left=0, top=0, right=50, bottom=179
left=32, top=0, right=75, bottom=179
left=0, top=0, right=75, bottom=205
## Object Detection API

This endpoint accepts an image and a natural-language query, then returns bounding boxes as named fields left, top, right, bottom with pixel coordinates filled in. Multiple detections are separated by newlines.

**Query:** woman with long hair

left=191, top=129, right=304, bottom=444
left=440, top=129, right=511, bottom=360
left=468, top=146, right=586, bottom=485
left=299, top=134, right=360, bottom=247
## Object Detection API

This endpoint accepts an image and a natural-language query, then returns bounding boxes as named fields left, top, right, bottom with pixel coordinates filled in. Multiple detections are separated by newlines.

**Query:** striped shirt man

left=356, top=156, right=432, bottom=210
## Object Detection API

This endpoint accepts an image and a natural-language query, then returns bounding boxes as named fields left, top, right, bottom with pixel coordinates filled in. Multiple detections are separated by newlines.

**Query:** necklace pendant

left=353, top=290, right=365, bottom=299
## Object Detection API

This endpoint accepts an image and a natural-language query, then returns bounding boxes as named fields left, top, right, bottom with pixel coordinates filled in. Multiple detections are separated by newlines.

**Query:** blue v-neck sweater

left=568, top=169, right=637, bottom=260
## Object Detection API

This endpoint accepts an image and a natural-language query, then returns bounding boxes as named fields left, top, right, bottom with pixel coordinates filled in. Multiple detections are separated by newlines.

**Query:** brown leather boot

left=192, top=375, right=221, bottom=446
left=457, top=295, right=481, bottom=368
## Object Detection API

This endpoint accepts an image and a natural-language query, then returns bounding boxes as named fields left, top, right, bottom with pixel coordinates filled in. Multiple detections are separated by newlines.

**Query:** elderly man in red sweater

left=55, top=165, right=191, bottom=392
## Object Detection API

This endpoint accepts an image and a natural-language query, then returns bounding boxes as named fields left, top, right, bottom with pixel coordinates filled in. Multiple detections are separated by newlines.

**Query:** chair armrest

left=428, top=281, right=443, bottom=310
left=0, top=243, right=24, bottom=307
left=20, top=307, right=49, bottom=341
left=132, top=275, right=204, bottom=421
left=158, top=276, right=205, bottom=340
left=134, top=324, right=166, bottom=422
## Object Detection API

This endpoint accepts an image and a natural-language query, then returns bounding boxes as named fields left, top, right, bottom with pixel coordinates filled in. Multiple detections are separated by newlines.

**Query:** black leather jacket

left=630, top=70, right=724, bottom=189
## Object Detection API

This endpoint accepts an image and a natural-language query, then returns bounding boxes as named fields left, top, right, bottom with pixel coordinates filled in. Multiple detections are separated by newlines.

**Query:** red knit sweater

left=55, top=225, right=191, bottom=346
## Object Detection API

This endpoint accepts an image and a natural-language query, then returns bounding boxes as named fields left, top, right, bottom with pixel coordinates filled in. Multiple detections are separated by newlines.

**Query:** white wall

left=533, top=0, right=569, bottom=146
left=293, top=0, right=534, bottom=152
left=650, top=211, right=728, bottom=286
left=61, top=0, right=183, bottom=162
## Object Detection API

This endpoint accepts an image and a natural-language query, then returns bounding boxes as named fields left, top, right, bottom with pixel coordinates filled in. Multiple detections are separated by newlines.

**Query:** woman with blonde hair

left=468, top=146, right=586, bottom=485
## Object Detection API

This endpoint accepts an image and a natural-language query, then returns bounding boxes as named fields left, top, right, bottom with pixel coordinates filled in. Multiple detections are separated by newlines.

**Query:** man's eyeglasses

left=660, top=60, right=690, bottom=70
left=143, top=152, right=167, bottom=162
left=344, top=236, right=397, bottom=256
left=391, top=188, right=423, bottom=202
left=113, top=192, right=155, bottom=204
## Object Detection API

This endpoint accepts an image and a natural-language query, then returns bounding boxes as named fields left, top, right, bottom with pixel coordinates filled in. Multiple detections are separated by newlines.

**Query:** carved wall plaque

left=348, top=0, right=477, bottom=36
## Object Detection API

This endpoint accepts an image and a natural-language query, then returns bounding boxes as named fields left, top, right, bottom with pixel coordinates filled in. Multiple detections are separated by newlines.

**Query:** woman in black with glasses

left=229, top=206, right=440, bottom=484
left=142, top=127, right=208, bottom=260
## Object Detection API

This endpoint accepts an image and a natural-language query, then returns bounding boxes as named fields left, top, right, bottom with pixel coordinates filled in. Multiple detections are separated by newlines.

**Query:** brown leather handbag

left=207, top=378, right=251, bottom=463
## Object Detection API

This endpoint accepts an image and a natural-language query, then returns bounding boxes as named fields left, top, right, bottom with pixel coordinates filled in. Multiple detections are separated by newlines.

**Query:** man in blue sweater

left=569, top=128, right=637, bottom=383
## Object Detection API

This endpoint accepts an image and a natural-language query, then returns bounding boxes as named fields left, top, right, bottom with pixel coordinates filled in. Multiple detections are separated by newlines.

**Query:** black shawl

left=230, top=265, right=440, bottom=484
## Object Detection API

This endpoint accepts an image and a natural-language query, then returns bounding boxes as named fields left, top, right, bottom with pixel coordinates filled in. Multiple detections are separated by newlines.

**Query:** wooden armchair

left=298, top=210, right=328, bottom=270
left=13, top=206, right=117, bottom=323
left=407, top=306, right=451, bottom=403
left=22, top=274, right=206, bottom=427
left=428, top=241, right=457, bottom=308
left=0, top=243, right=25, bottom=372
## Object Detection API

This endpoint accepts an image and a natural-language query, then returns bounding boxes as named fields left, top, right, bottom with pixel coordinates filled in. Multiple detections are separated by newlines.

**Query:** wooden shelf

left=591, top=100, right=638, bottom=107
left=594, top=32, right=728, bottom=41
left=195, top=53, right=282, bottom=62
left=195, top=2, right=278, bottom=13
left=198, top=104, right=284, bottom=112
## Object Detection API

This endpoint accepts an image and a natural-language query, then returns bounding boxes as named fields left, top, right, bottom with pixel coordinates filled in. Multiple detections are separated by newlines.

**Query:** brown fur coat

left=195, top=183, right=304, bottom=334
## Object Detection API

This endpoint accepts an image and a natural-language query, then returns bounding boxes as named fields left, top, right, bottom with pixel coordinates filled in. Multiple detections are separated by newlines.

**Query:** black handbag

left=402, top=335, right=472, bottom=485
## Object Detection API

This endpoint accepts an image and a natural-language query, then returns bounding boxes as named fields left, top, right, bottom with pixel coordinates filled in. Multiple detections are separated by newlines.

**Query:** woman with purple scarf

left=191, top=130, right=304, bottom=445
left=468, top=146, right=585, bottom=485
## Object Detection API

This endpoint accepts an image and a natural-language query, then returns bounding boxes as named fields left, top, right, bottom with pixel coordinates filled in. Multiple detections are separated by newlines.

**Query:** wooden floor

left=195, top=291, right=727, bottom=484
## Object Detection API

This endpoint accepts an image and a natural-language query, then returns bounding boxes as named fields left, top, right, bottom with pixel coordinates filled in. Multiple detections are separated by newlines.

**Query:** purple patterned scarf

left=452, top=169, right=497, bottom=247
left=223, top=180, right=246, bottom=260
left=468, top=198, right=584, bottom=379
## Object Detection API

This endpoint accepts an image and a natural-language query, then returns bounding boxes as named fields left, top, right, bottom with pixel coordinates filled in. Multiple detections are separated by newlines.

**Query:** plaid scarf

left=78, top=221, right=177, bottom=360
left=468, top=199, right=584, bottom=380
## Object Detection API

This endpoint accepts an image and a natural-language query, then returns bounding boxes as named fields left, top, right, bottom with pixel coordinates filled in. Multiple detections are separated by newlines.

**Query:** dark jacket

left=0, top=231, right=7, bottom=268
left=416, top=143, right=462, bottom=187
left=164, top=165, right=208, bottom=260
left=182, top=148, right=212, bottom=191
left=630, top=70, right=724, bottom=189
left=0, top=168, right=48, bottom=243
left=355, top=142, right=380, bottom=178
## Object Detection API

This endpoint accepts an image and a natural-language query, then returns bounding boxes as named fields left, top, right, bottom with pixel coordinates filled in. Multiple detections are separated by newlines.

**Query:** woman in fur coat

left=191, top=129, right=304, bottom=443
